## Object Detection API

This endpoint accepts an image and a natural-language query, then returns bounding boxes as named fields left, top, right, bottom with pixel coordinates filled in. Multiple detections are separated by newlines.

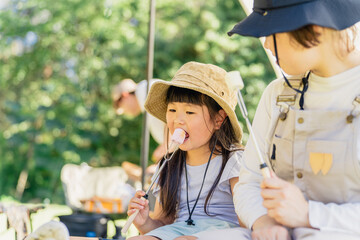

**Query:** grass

left=0, top=196, right=139, bottom=240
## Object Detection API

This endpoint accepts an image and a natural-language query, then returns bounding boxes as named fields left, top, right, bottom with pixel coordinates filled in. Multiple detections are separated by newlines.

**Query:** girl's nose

left=174, top=113, right=185, bottom=125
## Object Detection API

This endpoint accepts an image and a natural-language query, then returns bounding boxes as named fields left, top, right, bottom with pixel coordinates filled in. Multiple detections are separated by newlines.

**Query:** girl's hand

left=127, top=190, right=150, bottom=226
left=260, top=173, right=311, bottom=228
left=252, top=225, right=291, bottom=240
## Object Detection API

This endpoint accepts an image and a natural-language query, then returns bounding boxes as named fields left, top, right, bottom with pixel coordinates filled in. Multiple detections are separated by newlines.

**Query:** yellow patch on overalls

left=309, top=152, right=333, bottom=175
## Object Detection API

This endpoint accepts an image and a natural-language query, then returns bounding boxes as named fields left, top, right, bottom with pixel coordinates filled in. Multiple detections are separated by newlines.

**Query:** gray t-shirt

left=153, top=150, right=242, bottom=226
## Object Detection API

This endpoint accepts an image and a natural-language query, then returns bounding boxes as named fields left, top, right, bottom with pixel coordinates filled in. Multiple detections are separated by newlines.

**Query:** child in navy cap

left=197, top=0, right=360, bottom=239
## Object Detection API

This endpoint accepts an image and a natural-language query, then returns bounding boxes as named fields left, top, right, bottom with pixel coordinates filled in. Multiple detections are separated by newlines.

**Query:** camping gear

left=60, top=163, right=134, bottom=239
left=61, top=163, right=134, bottom=213
left=58, top=214, right=107, bottom=238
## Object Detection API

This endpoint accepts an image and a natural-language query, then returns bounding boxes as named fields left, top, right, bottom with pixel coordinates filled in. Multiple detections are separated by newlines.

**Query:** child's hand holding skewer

left=127, top=190, right=150, bottom=227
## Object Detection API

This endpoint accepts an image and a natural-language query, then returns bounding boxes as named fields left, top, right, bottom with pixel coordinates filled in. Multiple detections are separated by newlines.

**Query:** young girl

left=218, top=0, right=360, bottom=239
left=126, top=61, right=246, bottom=240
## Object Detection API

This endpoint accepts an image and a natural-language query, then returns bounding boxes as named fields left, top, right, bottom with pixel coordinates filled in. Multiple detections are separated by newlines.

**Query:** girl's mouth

left=184, top=131, right=190, bottom=142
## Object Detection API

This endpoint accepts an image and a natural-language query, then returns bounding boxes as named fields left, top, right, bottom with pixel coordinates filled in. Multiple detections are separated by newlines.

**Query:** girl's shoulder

left=224, top=149, right=243, bottom=172
left=229, top=148, right=243, bottom=162
left=217, top=150, right=242, bottom=190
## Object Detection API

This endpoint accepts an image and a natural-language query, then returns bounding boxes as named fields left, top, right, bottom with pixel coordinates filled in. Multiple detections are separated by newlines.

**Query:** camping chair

left=60, top=163, right=135, bottom=239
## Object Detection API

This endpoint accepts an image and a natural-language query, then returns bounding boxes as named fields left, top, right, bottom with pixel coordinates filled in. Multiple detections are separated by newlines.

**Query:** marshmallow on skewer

left=171, top=128, right=186, bottom=145
left=168, top=128, right=186, bottom=152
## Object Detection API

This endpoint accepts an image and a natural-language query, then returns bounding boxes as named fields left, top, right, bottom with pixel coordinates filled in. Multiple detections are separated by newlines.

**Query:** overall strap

left=276, top=76, right=302, bottom=121
left=264, top=75, right=303, bottom=172
left=346, top=95, right=360, bottom=123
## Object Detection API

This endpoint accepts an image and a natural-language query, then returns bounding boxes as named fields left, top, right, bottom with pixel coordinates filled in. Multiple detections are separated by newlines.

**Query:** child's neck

left=313, top=48, right=360, bottom=77
left=186, top=147, right=217, bottom=166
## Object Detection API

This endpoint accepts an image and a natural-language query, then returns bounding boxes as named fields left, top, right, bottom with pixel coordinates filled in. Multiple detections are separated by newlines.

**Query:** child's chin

left=179, top=146, right=185, bottom=151
left=178, top=144, right=189, bottom=151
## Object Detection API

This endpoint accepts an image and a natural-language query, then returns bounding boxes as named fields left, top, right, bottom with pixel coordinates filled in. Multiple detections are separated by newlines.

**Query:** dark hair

left=157, top=86, right=242, bottom=219
left=289, top=25, right=321, bottom=48
left=290, top=24, right=358, bottom=53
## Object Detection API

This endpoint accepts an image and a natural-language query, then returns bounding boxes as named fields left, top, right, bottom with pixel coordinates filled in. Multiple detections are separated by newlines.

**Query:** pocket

left=304, top=140, right=347, bottom=203
left=305, top=140, right=346, bottom=177
left=271, top=135, right=293, bottom=181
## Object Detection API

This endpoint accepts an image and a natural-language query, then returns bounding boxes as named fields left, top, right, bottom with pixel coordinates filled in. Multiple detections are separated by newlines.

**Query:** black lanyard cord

left=273, top=34, right=310, bottom=110
left=184, top=138, right=218, bottom=226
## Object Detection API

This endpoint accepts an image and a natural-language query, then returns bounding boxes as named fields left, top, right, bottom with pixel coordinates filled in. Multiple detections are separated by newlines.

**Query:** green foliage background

left=0, top=0, right=275, bottom=203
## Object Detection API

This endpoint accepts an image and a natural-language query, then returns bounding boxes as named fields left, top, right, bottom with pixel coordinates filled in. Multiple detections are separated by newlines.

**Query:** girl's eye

left=186, top=111, right=194, bottom=114
left=168, top=109, right=176, bottom=112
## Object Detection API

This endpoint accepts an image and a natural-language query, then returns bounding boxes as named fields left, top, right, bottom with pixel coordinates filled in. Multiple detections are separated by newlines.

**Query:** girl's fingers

left=131, top=196, right=147, bottom=205
left=127, top=199, right=149, bottom=211
left=128, top=202, right=145, bottom=210
left=127, top=209, right=138, bottom=216
left=128, top=190, right=148, bottom=212
left=135, top=190, right=146, bottom=198
left=142, top=199, right=149, bottom=205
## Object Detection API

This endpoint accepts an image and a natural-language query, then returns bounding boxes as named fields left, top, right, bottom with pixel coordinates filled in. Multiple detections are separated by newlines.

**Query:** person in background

left=112, top=78, right=166, bottom=184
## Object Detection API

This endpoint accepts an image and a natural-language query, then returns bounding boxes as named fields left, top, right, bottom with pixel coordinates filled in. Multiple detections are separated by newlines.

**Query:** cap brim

left=228, top=0, right=360, bottom=37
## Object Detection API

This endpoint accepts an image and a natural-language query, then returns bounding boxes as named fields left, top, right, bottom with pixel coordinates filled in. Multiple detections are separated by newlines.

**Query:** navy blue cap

left=228, top=0, right=360, bottom=37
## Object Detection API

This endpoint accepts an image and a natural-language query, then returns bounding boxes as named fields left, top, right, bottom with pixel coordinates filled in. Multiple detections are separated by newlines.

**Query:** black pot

left=59, top=213, right=108, bottom=238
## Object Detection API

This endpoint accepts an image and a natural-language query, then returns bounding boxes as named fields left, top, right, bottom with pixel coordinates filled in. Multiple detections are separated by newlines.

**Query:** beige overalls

left=266, top=78, right=360, bottom=239
left=196, top=77, right=360, bottom=240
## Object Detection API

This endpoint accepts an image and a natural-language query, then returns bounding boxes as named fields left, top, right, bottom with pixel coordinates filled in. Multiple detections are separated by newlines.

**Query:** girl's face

left=264, top=33, right=321, bottom=75
left=166, top=102, right=215, bottom=153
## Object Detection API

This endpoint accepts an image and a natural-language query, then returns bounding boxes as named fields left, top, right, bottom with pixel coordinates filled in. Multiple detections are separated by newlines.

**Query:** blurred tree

left=0, top=0, right=275, bottom=203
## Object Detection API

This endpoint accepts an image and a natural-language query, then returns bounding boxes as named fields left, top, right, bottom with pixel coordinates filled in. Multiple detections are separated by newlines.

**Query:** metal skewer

left=226, top=71, right=271, bottom=178
left=122, top=133, right=184, bottom=233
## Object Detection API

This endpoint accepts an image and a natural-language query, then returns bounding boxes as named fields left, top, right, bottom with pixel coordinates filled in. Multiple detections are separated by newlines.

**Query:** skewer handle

left=121, top=195, right=148, bottom=234
left=121, top=209, right=139, bottom=233
left=260, top=163, right=271, bottom=178
left=121, top=158, right=170, bottom=234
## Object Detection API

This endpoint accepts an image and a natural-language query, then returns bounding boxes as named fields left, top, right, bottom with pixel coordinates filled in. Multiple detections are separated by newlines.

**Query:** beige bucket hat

left=144, top=61, right=242, bottom=141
